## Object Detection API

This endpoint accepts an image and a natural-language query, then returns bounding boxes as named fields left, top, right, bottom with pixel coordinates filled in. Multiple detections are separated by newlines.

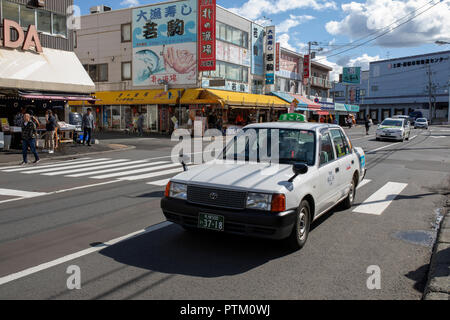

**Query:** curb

left=0, top=144, right=136, bottom=167
left=423, top=200, right=450, bottom=300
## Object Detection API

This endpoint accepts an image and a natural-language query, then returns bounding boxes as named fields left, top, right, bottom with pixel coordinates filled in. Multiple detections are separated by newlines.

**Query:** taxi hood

left=172, top=160, right=295, bottom=193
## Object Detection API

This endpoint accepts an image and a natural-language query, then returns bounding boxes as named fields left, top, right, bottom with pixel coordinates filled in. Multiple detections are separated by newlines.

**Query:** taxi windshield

left=381, top=120, right=403, bottom=127
left=222, top=128, right=316, bottom=166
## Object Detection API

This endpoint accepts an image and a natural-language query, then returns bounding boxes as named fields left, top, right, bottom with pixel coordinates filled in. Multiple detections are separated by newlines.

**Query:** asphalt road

left=0, top=126, right=449, bottom=300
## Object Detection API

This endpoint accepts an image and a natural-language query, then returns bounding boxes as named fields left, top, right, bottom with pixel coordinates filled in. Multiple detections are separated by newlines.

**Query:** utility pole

left=307, top=41, right=312, bottom=99
left=427, top=65, right=436, bottom=122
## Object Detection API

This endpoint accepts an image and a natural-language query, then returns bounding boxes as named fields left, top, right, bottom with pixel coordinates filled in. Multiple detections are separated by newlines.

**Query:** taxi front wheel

left=287, top=200, right=311, bottom=250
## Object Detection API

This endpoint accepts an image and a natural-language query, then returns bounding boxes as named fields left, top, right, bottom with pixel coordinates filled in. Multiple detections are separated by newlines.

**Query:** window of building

left=20, top=6, right=36, bottom=28
left=53, top=14, right=67, bottom=37
left=85, top=64, right=108, bottom=82
left=122, top=61, right=132, bottom=80
left=3, top=1, right=20, bottom=23
left=206, top=61, right=248, bottom=83
left=121, top=23, right=131, bottom=42
left=37, top=10, right=52, bottom=33
left=216, top=21, right=249, bottom=48
left=371, top=86, right=378, bottom=92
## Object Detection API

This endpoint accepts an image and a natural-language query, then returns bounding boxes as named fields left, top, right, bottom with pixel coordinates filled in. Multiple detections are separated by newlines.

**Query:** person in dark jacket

left=364, top=115, right=372, bottom=135
left=44, top=110, right=57, bottom=153
left=21, top=113, right=40, bottom=165
left=82, top=108, right=95, bottom=146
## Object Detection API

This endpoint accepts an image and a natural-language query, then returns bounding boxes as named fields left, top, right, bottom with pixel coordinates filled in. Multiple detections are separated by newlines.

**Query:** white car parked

left=376, top=118, right=411, bottom=142
left=161, top=122, right=366, bottom=250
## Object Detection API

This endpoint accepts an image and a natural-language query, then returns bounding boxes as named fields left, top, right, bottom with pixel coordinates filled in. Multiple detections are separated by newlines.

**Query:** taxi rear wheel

left=342, top=177, right=357, bottom=210
left=287, top=200, right=311, bottom=251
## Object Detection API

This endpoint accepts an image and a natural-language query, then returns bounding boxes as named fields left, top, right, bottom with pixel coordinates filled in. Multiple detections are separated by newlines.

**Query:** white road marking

left=0, top=221, right=173, bottom=286
left=1, top=158, right=103, bottom=172
left=119, top=168, right=184, bottom=181
left=43, top=160, right=148, bottom=176
left=66, top=161, right=169, bottom=178
left=367, top=142, right=401, bottom=154
left=147, top=179, right=171, bottom=186
left=351, top=135, right=375, bottom=141
left=409, top=135, right=417, bottom=141
left=22, top=159, right=127, bottom=174
left=353, top=182, right=408, bottom=215
left=0, top=189, right=47, bottom=198
left=92, top=163, right=180, bottom=180
left=0, top=158, right=92, bottom=171
left=357, top=179, right=372, bottom=190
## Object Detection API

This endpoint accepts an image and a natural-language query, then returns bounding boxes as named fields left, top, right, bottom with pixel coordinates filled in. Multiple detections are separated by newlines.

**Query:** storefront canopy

left=270, top=92, right=320, bottom=111
left=180, top=89, right=218, bottom=105
left=19, top=91, right=98, bottom=102
left=0, top=47, right=95, bottom=94
left=71, top=89, right=184, bottom=106
left=335, top=103, right=360, bottom=113
left=206, top=89, right=289, bottom=108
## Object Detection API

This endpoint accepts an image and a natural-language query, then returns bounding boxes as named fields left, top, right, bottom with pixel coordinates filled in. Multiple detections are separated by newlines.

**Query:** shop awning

left=19, top=91, right=98, bottom=102
left=0, top=47, right=95, bottom=94
left=70, top=89, right=184, bottom=105
left=206, top=89, right=289, bottom=108
left=270, top=92, right=320, bottom=111
left=180, top=89, right=218, bottom=105
left=335, top=103, right=360, bottom=113
left=316, top=111, right=330, bottom=116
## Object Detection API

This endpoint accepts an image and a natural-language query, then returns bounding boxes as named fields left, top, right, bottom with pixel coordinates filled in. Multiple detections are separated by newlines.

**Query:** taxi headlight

left=169, top=182, right=187, bottom=200
left=246, top=193, right=272, bottom=211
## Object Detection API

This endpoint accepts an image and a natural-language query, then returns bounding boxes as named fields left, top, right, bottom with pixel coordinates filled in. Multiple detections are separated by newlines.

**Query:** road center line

left=0, top=221, right=173, bottom=286
left=367, top=142, right=401, bottom=154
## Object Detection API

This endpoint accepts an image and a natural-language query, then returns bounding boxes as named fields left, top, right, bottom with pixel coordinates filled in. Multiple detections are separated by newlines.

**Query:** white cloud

left=316, top=53, right=380, bottom=81
left=121, top=0, right=140, bottom=7
left=278, top=33, right=296, bottom=51
left=325, top=0, right=450, bottom=47
left=230, top=0, right=337, bottom=20
left=276, top=14, right=315, bottom=33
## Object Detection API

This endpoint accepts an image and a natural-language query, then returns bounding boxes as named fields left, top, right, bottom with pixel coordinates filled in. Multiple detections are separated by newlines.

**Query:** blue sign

left=132, top=0, right=197, bottom=48
left=265, top=73, right=274, bottom=85
left=251, top=23, right=264, bottom=76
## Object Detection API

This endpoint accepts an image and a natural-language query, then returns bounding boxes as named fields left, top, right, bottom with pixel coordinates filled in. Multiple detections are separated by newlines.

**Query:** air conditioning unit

left=90, top=5, right=112, bottom=14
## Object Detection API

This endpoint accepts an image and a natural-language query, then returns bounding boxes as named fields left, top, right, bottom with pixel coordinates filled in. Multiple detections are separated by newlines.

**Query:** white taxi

left=376, top=118, right=411, bottom=141
left=161, top=121, right=366, bottom=250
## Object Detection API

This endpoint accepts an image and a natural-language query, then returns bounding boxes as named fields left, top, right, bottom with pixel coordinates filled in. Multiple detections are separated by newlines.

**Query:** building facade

left=332, top=50, right=450, bottom=124
left=0, top=0, right=94, bottom=147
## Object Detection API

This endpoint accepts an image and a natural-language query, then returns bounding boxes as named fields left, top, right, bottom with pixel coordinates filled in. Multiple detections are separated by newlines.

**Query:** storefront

left=70, top=89, right=184, bottom=134
left=0, top=43, right=95, bottom=149
left=270, top=92, right=321, bottom=121
left=180, top=89, right=289, bottom=134
left=334, top=103, right=360, bottom=126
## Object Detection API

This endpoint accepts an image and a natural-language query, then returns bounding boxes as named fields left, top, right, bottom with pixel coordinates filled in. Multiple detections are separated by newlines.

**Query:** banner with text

left=265, top=26, right=275, bottom=85
left=198, top=0, right=216, bottom=71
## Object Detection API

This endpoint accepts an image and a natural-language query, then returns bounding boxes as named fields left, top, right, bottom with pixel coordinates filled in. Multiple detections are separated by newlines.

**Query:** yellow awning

left=205, top=89, right=289, bottom=108
left=69, top=89, right=183, bottom=106
left=180, top=89, right=218, bottom=105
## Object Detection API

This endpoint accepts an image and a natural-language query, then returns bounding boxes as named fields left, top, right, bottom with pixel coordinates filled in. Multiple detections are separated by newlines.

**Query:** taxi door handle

left=351, top=160, right=355, bottom=165
left=335, top=168, right=340, bottom=173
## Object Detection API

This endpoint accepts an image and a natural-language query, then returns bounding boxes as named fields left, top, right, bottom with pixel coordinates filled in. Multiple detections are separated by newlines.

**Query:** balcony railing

left=311, top=76, right=332, bottom=89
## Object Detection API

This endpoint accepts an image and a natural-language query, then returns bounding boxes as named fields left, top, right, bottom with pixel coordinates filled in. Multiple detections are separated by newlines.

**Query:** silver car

left=414, top=118, right=429, bottom=130
left=376, top=118, right=411, bottom=142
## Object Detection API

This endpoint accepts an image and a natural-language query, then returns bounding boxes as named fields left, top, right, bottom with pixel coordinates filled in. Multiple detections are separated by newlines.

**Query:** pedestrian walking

left=21, top=113, right=40, bottom=165
left=44, top=110, right=57, bottom=153
left=364, top=115, right=373, bottom=135
left=82, top=108, right=94, bottom=146
left=137, top=112, right=145, bottom=136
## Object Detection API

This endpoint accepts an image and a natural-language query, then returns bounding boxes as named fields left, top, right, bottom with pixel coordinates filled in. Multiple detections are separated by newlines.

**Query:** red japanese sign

left=303, top=54, right=310, bottom=79
left=198, top=0, right=216, bottom=72
left=275, top=42, right=280, bottom=71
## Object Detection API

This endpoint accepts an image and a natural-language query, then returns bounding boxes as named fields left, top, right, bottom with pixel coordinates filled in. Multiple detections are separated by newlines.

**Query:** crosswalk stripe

left=119, top=167, right=183, bottom=181
left=0, top=158, right=93, bottom=171
left=91, top=163, right=181, bottom=180
left=66, top=161, right=169, bottom=178
left=357, top=179, right=372, bottom=190
left=353, top=182, right=408, bottom=215
left=0, top=188, right=47, bottom=198
left=21, top=159, right=127, bottom=174
left=42, top=160, right=149, bottom=176
left=2, top=158, right=107, bottom=173
left=147, top=179, right=171, bottom=186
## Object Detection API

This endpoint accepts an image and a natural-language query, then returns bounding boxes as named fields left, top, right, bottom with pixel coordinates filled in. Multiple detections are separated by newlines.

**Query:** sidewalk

left=424, top=199, right=450, bottom=300
left=0, top=142, right=134, bottom=166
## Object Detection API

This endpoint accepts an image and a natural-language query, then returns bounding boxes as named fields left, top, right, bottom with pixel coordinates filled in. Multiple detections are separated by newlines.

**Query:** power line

left=314, top=0, right=443, bottom=62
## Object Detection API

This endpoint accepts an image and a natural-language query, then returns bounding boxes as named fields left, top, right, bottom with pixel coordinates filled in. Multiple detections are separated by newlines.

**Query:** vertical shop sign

left=251, top=23, right=264, bottom=76
left=275, top=42, right=280, bottom=71
left=265, top=26, right=275, bottom=85
left=198, top=0, right=216, bottom=71
left=303, top=54, right=310, bottom=80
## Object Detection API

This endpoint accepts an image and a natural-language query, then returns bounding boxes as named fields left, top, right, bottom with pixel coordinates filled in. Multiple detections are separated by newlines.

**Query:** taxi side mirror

left=289, top=163, right=308, bottom=182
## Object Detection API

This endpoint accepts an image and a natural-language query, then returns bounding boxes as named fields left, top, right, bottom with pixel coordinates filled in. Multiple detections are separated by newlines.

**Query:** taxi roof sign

left=279, top=113, right=306, bottom=122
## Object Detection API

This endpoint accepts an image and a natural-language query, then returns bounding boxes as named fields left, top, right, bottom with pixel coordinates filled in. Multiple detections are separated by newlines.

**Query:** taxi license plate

left=198, top=213, right=224, bottom=232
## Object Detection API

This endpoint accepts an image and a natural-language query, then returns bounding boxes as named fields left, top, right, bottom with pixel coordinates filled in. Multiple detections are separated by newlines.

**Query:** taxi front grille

left=187, top=186, right=247, bottom=210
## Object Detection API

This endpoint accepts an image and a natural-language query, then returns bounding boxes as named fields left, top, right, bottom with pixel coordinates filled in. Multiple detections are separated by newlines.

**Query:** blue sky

left=74, top=0, right=450, bottom=79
